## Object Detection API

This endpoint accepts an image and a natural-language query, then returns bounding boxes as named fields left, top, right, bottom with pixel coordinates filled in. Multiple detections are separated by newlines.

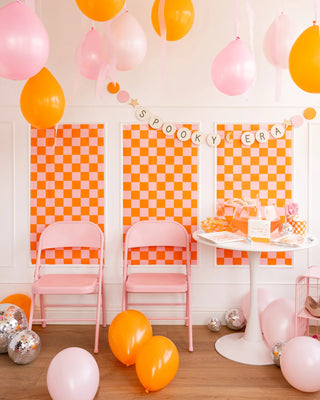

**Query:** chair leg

left=185, top=292, right=189, bottom=327
left=39, top=294, right=46, bottom=328
left=101, top=283, right=106, bottom=328
left=187, top=292, right=193, bottom=352
left=28, top=293, right=36, bottom=330
left=94, top=289, right=102, bottom=354
left=122, top=285, right=127, bottom=311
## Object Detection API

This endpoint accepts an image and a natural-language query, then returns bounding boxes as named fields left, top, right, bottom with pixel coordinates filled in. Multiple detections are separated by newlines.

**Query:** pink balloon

left=280, top=336, right=320, bottom=392
left=0, top=1, right=49, bottom=80
left=261, top=298, right=295, bottom=348
left=263, top=13, right=298, bottom=69
left=106, top=11, right=147, bottom=71
left=242, top=288, right=276, bottom=325
left=75, top=28, right=106, bottom=80
left=47, top=347, right=99, bottom=400
left=211, top=37, right=256, bottom=96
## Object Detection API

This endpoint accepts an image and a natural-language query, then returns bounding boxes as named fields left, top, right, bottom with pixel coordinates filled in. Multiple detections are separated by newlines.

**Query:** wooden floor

left=0, top=324, right=318, bottom=400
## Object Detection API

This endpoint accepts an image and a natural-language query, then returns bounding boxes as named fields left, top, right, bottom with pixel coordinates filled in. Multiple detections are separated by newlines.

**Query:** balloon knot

left=313, top=20, right=317, bottom=25
left=236, top=35, right=240, bottom=40
left=145, top=389, right=149, bottom=394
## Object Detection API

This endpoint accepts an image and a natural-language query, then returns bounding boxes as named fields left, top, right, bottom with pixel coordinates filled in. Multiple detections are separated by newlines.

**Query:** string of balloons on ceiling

left=0, top=0, right=319, bottom=129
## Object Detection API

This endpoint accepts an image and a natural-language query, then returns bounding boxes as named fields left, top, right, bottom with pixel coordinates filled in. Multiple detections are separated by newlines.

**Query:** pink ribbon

left=275, top=66, right=282, bottom=101
left=103, top=21, right=117, bottom=84
left=273, top=14, right=282, bottom=101
left=246, top=0, right=254, bottom=55
left=232, top=0, right=240, bottom=39
left=96, top=63, right=110, bottom=98
left=158, top=0, right=166, bottom=85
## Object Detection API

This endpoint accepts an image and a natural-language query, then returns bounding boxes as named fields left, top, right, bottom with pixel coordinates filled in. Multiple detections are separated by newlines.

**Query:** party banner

left=123, top=123, right=198, bottom=265
left=216, top=123, right=293, bottom=266
left=30, top=124, right=104, bottom=264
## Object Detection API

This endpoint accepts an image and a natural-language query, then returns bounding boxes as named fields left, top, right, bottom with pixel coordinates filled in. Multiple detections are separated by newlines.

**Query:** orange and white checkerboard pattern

left=287, top=215, right=307, bottom=236
left=123, top=124, right=198, bottom=265
left=30, top=124, right=104, bottom=264
left=216, top=123, right=293, bottom=266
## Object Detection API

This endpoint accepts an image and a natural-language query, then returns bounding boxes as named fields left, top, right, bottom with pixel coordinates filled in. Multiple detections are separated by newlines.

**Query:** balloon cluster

left=74, top=0, right=147, bottom=87
left=240, top=289, right=320, bottom=393
left=210, top=10, right=320, bottom=96
left=108, top=310, right=179, bottom=393
left=74, top=0, right=195, bottom=88
left=241, top=289, right=297, bottom=350
left=0, top=2, right=65, bottom=129
left=0, top=303, right=41, bottom=365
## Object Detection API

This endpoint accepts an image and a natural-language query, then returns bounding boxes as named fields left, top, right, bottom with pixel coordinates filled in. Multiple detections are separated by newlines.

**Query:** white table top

left=193, top=230, right=319, bottom=253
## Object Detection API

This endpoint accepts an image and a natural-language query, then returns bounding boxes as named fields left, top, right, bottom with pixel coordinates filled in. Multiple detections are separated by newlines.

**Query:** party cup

left=287, top=215, right=307, bottom=236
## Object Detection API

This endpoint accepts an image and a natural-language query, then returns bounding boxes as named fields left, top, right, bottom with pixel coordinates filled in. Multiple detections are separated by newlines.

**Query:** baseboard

left=29, top=306, right=227, bottom=326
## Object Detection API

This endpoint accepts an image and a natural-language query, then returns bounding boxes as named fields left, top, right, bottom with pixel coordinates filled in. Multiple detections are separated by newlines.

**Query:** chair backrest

left=39, top=221, right=103, bottom=250
left=125, top=220, right=189, bottom=249
left=124, top=220, right=190, bottom=271
left=35, top=221, right=104, bottom=279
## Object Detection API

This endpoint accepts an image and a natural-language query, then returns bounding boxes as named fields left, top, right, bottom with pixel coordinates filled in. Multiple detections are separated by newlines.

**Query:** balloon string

left=246, top=0, right=254, bottom=56
left=68, top=31, right=87, bottom=105
left=103, top=21, right=117, bottom=84
left=47, top=125, right=57, bottom=225
left=158, top=0, right=167, bottom=85
left=24, top=0, right=35, bottom=12
left=314, top=0, right=320, bottom=24
left=273, top=15, right=281, bottom=101
left=275, top=66, right=282, bottom=102
left=96, top=63, right=110, bottom=98
left=232, top=0, right=240, bottom=38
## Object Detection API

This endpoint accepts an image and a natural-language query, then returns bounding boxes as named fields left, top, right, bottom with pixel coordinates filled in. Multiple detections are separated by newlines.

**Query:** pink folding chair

left=122, top=220, right=193, bottom=351
left=28, top=221, right=106, bottom=353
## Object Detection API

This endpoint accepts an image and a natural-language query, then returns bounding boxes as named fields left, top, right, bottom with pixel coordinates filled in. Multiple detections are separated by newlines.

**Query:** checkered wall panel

left=30, top=124, right=104, bottom=264
left=216, top=123, right=293, bottom=266
left=123, top=124, right=198, bottom=265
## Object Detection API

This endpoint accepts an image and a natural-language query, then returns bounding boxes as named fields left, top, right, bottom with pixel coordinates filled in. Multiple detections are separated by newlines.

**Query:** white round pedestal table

left=193, top=231, right=318, bottom=365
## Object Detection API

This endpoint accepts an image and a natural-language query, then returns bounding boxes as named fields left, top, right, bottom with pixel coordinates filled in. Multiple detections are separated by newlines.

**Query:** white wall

left=1, top=0, right=320, bottom=324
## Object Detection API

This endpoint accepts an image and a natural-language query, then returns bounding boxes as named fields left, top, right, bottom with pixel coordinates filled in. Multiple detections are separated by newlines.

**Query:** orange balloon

left=289, top=24, right=320, bottom=93
left=20, top=67, right=65, bottom=129
left=151, top=0, right=194, bottom=41
left=108, top=310, right=152, bottom=366
left=135, top=336, right=179, bottom=393
left=75, top=0, right=125, bottom=22
left=0, top=294, right=31, bottom=320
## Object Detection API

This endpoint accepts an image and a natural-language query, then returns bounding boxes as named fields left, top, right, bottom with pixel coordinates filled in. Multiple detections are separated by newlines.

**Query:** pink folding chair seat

left=31, top=274, right=99, bottom=294
left=123, top=220, right=193, bottom=351
left=126, top=273, right=188, bottom=292
left=28, top=221, right=106, bottom=353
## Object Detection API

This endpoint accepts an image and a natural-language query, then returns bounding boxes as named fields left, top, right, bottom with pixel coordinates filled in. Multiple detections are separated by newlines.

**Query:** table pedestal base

left=215, top=332, right=273, bottom=365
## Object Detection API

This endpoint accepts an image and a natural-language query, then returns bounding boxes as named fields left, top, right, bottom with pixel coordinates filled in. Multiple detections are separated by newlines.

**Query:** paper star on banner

left=284, top=119, right=292, bottom=128
left=129, top=98, right=139, bottom=108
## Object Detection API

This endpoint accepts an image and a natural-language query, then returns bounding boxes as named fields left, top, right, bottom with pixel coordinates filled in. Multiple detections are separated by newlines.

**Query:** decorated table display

left=195, top=199, right=319, bottom=365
